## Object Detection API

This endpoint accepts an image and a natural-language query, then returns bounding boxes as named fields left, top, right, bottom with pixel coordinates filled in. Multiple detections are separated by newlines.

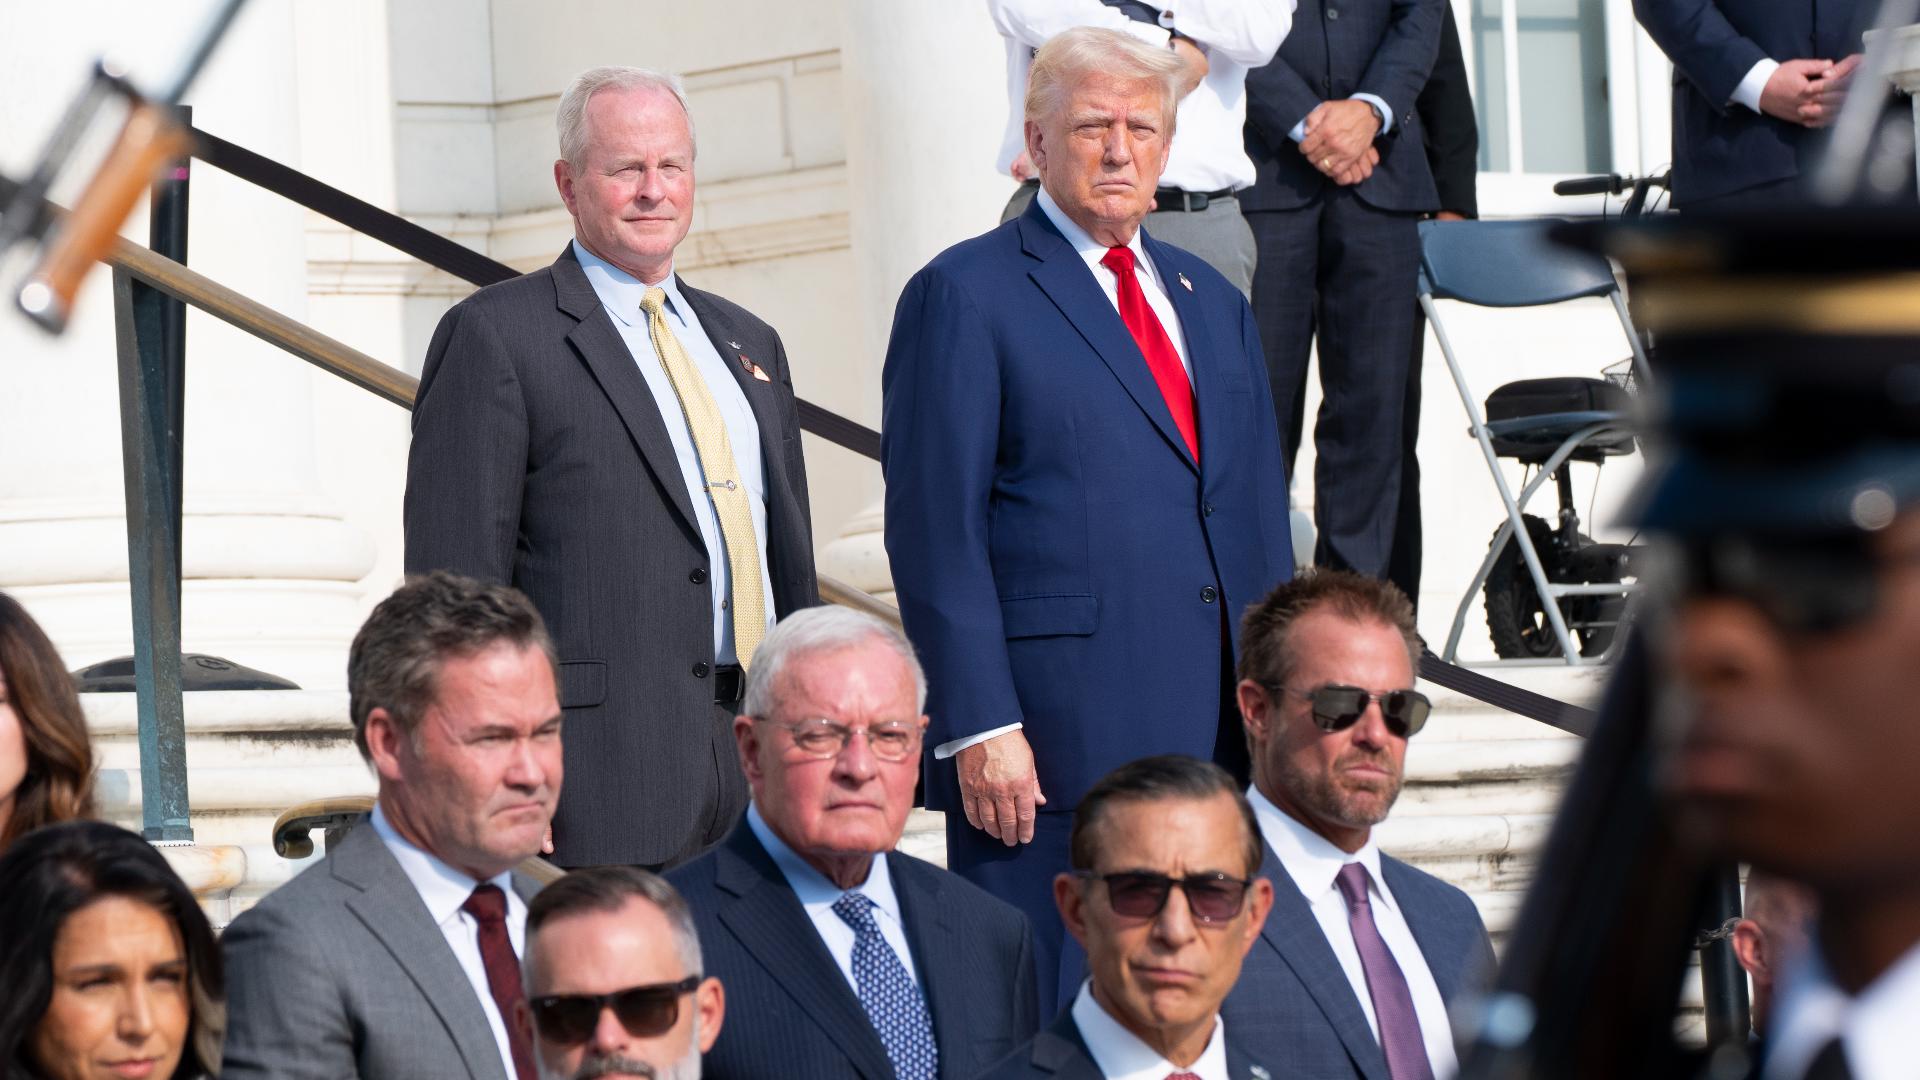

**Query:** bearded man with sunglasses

left=517, top=867, right=722, bottom=1080
left=1220, top=570, right=1494, bottom=1079
left=667, top=606, right=1038, bottom=1079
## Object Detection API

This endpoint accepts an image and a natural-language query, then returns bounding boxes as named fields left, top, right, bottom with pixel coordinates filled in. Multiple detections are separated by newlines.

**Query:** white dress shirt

left=1763, top=939, right=1920, bottom=1080
left=932, top=184, right=1191, bottom=761
left=370, top=804, right=524, bottom=1080
left=745, top=803, right=924, bottom=991
left=988, top=0, right=1293, bottom=192
left=1732, top=59, right=1780, bottom=114
left=1071, top=979, right=1231, bottom=1080
left=573, top=239, right=777, bottom=665
left=1250, top=788, right=1459, bottom=1079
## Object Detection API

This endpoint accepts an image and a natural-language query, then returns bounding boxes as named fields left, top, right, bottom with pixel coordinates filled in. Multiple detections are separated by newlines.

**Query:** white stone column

left=0, top=0, right=375, bottom=692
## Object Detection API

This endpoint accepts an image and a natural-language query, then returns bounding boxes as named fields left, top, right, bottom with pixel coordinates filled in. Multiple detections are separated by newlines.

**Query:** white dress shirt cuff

left=1732, top=58, right=1779, bottom=113
left=933, top=722, right=1023, bottom=760
left=1352, top=93, right=1394, bottom=134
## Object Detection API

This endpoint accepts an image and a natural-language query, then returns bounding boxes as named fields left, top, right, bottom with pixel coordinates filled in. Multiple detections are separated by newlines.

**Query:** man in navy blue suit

left=1633, top=0, right=1871, bottom=209
left=666, top=606, right=1036, bottom=1080
left=1242, top=0, right=1444, bottom=581
left=881, top=25, right=1294, bottom=1015
left=1221, top=570, right=1494, bottom=1078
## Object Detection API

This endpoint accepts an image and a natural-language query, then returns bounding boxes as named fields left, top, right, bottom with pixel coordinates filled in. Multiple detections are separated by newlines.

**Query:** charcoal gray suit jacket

left=219, top=820, right=541, bottom=1080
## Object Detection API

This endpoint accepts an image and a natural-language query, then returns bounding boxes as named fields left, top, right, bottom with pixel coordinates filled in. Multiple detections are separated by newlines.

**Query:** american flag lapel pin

left=1178, top=272, right=1193, bottom=292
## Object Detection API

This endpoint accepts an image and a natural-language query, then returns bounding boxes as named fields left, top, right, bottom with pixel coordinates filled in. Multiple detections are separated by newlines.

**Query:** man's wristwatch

left=1363, top=100, right=1385, bottom=129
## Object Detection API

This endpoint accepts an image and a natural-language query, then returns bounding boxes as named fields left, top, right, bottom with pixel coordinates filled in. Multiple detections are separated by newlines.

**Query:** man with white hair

left=667, top=606, right=1038, bottom=1079
left=406, top=66, right=818, bottom=870
left=516, top=866, right=724, bottom=1080
left=883, top=25, right=1294, bottom=1014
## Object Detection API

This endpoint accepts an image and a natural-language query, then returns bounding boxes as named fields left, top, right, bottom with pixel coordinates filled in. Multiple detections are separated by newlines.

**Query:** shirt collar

left=745, top=802, right=902, bottom=924
left=1070, top=979, right=1228, bottom=1080
left=369, top=802, right=516, bottom=926
left=1765, top=938, right=1920, bottom=1080
left=1034, top=187, right=1156, bottom=283
left=572, top=238, right=686, bottom=329
left=1248, top=785, right=1395, bottom=917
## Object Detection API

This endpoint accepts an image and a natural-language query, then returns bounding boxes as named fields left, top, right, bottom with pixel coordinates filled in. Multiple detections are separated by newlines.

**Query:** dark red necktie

left=1101, top=245, right=1198, bottom=462
left=463, top=884, right=536, bottom=1080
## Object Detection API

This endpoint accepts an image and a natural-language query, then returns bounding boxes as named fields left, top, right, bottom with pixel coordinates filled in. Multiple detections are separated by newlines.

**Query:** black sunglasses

left=1077, top=870, right=1254, bottom=924
left=1674, top=534, right=1920, bottom=636
left=1271, top=683, right=1431, bottom=738
left=529, top=975, right=701, bottom=1045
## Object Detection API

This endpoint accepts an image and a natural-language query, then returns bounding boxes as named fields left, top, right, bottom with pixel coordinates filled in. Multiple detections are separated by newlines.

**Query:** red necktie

left=1101, top=245, right=1198, bottom=462
left=463, top=884, right=536, bottom=1080
left=1166, top=1073, right=1202, bottom=1079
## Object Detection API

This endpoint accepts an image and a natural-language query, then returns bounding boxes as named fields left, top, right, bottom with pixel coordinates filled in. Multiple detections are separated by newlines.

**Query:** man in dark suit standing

left=1242, top=0, right=1444, bottom=580
left=1633, top=1, right=1869, bottom=209
left=882, top=26, right=1294, bottom=1014
left=667, top=606, right=1038, bottom=1080
left=979, top=756, right=1275, bottom=1080
left=405, top=66, right=816, bottom=870
left=1221, top=571, right=1494, bottom=1078
left=222, top=573, right=563, bottom=1080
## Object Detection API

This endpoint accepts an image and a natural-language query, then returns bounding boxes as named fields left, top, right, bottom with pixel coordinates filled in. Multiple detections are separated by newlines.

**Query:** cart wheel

left=1483, top=515, right=1624, bottom=659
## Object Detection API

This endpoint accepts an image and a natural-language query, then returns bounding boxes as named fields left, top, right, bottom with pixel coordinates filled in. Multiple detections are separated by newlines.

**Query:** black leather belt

left=712, top=664, right=745, bottom=706
left=1154, top=187, right=1236, bottom=212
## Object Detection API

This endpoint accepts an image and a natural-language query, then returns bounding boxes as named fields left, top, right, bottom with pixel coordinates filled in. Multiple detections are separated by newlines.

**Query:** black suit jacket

left=1633, top=0, right=1870, bottom=205
left=665, top=823, right=1038, bottom=1079
left=404, top=247, right=817, bottom=867
left=1242, top=0, right=1446, bottom=214
left=976, top=1009, right=1272, bottom=1080
left=1416, top=1, right=1478, bottom=218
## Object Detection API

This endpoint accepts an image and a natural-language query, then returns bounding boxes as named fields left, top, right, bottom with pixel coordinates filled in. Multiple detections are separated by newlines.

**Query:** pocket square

left=740, top=354, right=771, bottom=382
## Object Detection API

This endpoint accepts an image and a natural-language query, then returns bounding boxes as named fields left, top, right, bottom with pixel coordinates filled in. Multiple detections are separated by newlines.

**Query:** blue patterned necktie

left=831, top=891, right=938, bottom=1080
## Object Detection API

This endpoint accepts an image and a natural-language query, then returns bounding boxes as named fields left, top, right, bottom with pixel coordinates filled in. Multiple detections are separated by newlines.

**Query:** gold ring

left=1321, top=157, right=1332, bottom=170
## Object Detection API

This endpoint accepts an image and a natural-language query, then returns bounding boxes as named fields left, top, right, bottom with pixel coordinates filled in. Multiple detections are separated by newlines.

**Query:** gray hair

left=742, top=606, right=927, bottom=719
left=346, top=571, right=555, bottom=761
left=556, top=65, right=698, bottom=167
left=526, top=866, right=704, bottom=982
left=1024, top=26, right=1184, bottom=136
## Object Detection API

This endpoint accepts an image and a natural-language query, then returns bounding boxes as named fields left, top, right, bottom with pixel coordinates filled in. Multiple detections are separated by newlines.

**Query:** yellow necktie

left=639, top=287, right=768, bottom=669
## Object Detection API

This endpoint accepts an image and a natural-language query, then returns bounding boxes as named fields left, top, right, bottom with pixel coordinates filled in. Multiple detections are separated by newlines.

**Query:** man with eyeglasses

left=980, top=754, right=1275, bottom=1079
left=516, top=867, right=722, bottom=1080
left=1220, top=570, right=1494, bottom=1079
left=666, top=606, right=1038, bottom=1079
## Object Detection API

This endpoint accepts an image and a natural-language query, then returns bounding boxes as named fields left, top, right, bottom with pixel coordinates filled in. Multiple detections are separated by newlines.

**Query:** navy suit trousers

left=1248, top=190, right=1422, bottom=577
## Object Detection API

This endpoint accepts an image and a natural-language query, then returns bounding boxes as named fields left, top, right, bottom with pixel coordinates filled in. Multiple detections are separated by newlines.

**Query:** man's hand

left=1801, top=53, right=1863, bottom=128
left=1329, top=145, right=1379, bottom=186
left=1300, top=100, right=1382, bottom=178
left=1435, top=210, right=1468, bottom=222
left=1759, top=58, right=1836, bottom=127
left=1172, top=36, right=1210, bottom=98
left=955, top=729, right=1047, bottom=846
left=1011, top=149, right=1036, bottom=182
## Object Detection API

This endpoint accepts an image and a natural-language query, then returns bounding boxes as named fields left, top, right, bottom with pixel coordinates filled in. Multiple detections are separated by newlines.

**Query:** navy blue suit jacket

left=1241, top=0, right=1446, bottom=214
left=881, top=200, right=1293, bottom=816
left=1633, top=0, right=1870, bottom=205
left=976, top=1009, right=1272, bottom=1080
left=1219, top=843, right=1496, bottom=1079
left=664, top=824, right=1038, bottom=1080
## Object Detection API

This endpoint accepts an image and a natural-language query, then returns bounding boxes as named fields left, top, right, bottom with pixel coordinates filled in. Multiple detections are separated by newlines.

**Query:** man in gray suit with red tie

left=405, top=66, right=817, bottom=870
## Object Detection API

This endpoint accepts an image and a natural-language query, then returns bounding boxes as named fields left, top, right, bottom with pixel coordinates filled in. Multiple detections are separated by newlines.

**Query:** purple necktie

left=1335, top=862, right=1435, bottom=1080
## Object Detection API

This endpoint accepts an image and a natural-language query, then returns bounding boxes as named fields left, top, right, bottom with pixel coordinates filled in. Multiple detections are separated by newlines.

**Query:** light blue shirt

left=745, top=802, right=924, bottom=992
left=573, top=240, right=776, bottom=664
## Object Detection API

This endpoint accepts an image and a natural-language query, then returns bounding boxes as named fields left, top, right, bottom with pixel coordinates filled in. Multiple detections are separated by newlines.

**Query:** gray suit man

left=221, top=573, right=564, bottom=1080
left=404, top=66, right=816, bottom=869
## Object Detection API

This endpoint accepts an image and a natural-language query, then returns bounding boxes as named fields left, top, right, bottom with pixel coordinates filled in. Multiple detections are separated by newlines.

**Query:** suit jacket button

left=692, top=662, right=710, bottom=678
left=690, top=568, right=707, bottom=584
left=1327, top=6, right=1339, bottom=17
left=1203, top=502, right=1215, bottom=517
left=1201, top=586, right=1218, bottom=603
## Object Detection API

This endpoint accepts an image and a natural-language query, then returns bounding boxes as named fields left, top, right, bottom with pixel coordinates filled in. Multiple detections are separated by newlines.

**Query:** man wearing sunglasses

left=517, top=867, right=722, bottom=1080
left=667, top=606, right=1038, bottom=1079
left=981, top=755, right=1275, bottom=1079
left=1220, top=571, right=1493, bottom=1079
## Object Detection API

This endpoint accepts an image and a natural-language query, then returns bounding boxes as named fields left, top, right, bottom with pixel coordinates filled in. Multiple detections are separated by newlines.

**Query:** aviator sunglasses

left=529, top=975, right=702, bottom=1045
left=1269, top=683, right=1432, bottom=738
left=1077, top=870, right=1255, bottom=924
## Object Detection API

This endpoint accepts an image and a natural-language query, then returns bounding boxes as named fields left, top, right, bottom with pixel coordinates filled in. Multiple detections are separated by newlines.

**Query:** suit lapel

left=1141, top=231, right=1229, bottom=474
left=333, top=827, right=504, bottom=1080
left=1019, top=204, right=1198, bottom=475
left=1254, top=845, right=1391, bottom=1080
left=1380, top=856, right=1462, bottom=1004
left=1028, top=1012, right=1107, bottom=1080
left=549, top=247, right=702, bottom=537
left=890, top=853, right=966, bottom=1070
left=712, top=827, right=896, bottom=1079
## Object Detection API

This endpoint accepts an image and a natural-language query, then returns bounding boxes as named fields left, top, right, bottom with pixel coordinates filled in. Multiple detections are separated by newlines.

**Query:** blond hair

left=1024, top=26, right=1184, bottom=136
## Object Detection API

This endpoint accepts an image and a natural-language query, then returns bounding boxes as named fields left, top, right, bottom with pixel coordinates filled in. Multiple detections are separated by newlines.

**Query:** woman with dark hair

left=0, top=820, right=224, bottom=1079
left=0, top=591, right=96, bottom=850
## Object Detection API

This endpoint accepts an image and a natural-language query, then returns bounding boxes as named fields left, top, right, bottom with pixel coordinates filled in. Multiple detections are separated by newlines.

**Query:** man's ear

left=554, top=159, right=577, bottom=215
left=1731, top=918, right=1767, bottom=980
left=1055, top=871, right=1090, bottom=949
left=734, top=715, right=763, bottom=787
left=1024, top=118, right=1047, bottom=177
left=363, top=707, right=410, bottom=784
left=696, top=976, right=725, bottom=1052
left=1236, top=679, right=1273, bottom=741
left=1240, top=877, right=1275, bottom=957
